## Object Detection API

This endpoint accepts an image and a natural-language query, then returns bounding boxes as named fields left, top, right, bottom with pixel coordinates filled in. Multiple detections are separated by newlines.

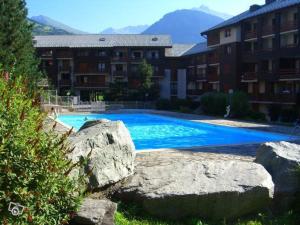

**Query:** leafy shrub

left=0, top=71, right=83, bottom=224
left=230, top=91, right=250, bottom=118
left=201, top=92, right=227, bottom=116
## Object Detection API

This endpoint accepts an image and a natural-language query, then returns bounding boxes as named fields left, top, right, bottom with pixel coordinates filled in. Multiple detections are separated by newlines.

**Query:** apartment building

left=35, top=0, right=300, bottom=115
left=34, top=35, right=172, bottom=101
left=200, top=0, right=300, bottom=113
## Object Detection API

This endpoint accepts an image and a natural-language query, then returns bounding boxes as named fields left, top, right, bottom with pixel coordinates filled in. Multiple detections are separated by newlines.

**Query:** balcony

left=244, top=30, right=257, bottom=40
left=280, top=20, right=298, bottom=32
left=196, top=74, right=207, bottom=81
left=207, top=73, right=219, bottom=82
left=207, top=35, right=220, bottom=46
left=112, top=71, right=127, bottom=77
left=74, top=68, right=106, bottom=75
left=281, top=43, right=298, bottom=49
left=262, top=26, right=275, bottom=36
left=279, top=69, right=300, bottom=80
left=187, top=90, right=204, bottom=96
left=59, top=65, right=72, bottom=72
left=74, top=81, right=108, bottom=88
left=59, top=79, right=72, bottom=86
left=112, top=56, right=128, bottom=62
left=56, top=51, right=73, bottom=58
left=241, top=72, right=258, bottom=81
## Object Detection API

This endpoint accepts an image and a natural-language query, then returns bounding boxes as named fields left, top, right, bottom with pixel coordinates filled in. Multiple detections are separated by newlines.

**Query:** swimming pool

left=57, top=113, right=295, bottom=150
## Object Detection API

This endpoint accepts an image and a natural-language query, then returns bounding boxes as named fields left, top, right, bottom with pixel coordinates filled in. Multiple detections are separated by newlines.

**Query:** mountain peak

left=100, top=25, right=150, bottom=34
left=193, top=5, right=233, bottom=20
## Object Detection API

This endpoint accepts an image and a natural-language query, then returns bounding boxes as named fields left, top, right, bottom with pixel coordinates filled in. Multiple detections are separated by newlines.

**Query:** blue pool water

left=57, top=114, right=295, bottom=150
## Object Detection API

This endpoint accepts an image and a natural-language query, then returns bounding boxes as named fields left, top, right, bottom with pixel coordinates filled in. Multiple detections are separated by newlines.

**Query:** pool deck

left=45, top=110, right=300, bottom=160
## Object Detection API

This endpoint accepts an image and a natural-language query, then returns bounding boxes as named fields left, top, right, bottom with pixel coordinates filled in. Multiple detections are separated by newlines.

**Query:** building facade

left=35, top=0, right=300, bottom=114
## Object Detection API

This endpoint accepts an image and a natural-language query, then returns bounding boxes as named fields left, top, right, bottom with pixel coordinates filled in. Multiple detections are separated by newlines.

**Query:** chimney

left=249, top=4, right=261, bottom=12
left=265, top=0, right=276, bottom=4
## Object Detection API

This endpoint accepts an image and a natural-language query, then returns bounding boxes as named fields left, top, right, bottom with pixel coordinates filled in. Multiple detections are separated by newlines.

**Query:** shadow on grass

left=114, top=202, right=300, bottom=225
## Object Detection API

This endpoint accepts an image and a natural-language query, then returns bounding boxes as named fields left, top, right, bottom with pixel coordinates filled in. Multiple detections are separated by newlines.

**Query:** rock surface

left=255, top=142, right=300, bottom=209
left=117, top=152, right=274, bottom=220
left=79, top=119, right=111, bottom=132
left=71, top=198, right=117, bottom=225
left=69, top=121, right=136, bottom=189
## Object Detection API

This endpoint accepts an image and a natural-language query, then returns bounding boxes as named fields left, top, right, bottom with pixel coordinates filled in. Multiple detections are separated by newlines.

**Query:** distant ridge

left=143, top=9, right=224, bottom=43
left=31, top=15, right=87, bottom=34
left=100, top=25, right=150, bottom=34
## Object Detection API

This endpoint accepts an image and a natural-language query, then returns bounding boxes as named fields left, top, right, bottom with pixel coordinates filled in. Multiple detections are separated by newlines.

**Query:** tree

left=0, top=71, right=83, bottom=224
left=0, top=0, right=41, bottom=87
left=137, top=60, right=154, bottom=98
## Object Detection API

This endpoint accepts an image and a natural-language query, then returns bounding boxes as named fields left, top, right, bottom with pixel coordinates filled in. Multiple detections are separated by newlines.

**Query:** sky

left=26, top=0, right=265, bottom=33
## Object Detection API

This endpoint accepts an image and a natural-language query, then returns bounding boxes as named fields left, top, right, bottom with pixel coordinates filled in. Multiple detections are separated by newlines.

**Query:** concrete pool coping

left=46, top=110, right=300, bottom=157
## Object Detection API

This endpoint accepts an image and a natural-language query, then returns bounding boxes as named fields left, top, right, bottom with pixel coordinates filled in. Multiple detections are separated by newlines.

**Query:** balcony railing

left=207, top=36, right=220, bottom=46
left=56, top=52, right=73, bottom=58
left=59, top=79, right=72, bottom=86
left=279, top=69, right=300, bottom=80
left=74, top=69, right=107, bottom=74
left=196, top=74, right=207, bottom=81
left=112, top=56, right=128, bottom=61
left=112, top=71, right=127, bottom=77
left=244, top=30, right=257, bottom=40
left=280, top=20, right=298, bottom=32
left=242, top=72, right=258, bottom=81
left=187, top=90, right=205, bottom=96
left=262, top=26, right=275, bottom=36
left=281, top=43, right=298, bottom=49
left=208, top=56, right=219, bottom=64
left=74, top=82, right=108, bottom=88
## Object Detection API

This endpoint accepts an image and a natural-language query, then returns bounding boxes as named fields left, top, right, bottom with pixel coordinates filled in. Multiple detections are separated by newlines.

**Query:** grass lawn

left=115, top=203, right=300, bottom=225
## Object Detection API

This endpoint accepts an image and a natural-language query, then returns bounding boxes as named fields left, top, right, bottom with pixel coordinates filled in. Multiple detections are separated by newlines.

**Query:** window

left=187, top=82, right=196, bottom=90
left=41, top=50, right=53, bottom=57
left=98, top=63, right=105, bottom=72
left=294, top=34, right=299, bottom=45
left=224, top=29, right=231, bottom=37
left=132, top=51, right=142, bottom=59
left=259, top=81, right=266, bottom=94
left=148, top=51, right=159, bottom=59
left=198, top=82, right=203, bottom=90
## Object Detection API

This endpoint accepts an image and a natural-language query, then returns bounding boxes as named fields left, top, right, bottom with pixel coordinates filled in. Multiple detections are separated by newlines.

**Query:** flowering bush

left=0, top=71, right=82, bottom=224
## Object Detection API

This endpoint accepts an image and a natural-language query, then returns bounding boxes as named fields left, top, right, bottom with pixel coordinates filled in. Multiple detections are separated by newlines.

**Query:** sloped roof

left=202, top=0, right=300, bottom=34
left=34, top=34, right=172, bottom=48
left=166, top=42, right=212, bottom=57
left=165, top=44, right=195, bottom=57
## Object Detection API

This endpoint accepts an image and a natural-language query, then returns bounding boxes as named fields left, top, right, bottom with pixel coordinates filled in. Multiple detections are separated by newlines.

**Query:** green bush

left=280, top=108, right=298, bottom=123
left=156, top=99, right=198, bottom=112
left=0, top=72, right=83, bottom=224
left=248, top=111, right=267, bottom=122
left=201, top=92, right=227, bottom=116
left=230, top=91, right=250, bottom=118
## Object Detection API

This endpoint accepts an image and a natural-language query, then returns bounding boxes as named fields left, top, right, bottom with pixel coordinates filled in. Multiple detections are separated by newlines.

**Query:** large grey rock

left=72, top=198, right=117, bottom=225
left=79, top=119, right=110, bottom=132
left=255, top=142, right=300, bottom=209
left=117, top=153, right=274, bottom=220
left=69, top=121, right=136, bottom=189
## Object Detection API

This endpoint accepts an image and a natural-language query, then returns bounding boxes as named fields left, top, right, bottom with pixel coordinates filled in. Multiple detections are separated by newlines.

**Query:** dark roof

left=202, top=0, right=300, bottom=34
left=166, top=42, right=212, bottom=57
left=34, top=34, right=172, bottom=48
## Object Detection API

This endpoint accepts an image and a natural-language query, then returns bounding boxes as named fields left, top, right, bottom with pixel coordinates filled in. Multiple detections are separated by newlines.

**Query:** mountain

left=31, top=15, right=87, bottom=34
left=100, top=25, right=149, bottom=34
left=30, top=19, right=71, bottom=35
left=142, top=10, right=224, bottom=44
left=193, top=5, right=233, bottom=20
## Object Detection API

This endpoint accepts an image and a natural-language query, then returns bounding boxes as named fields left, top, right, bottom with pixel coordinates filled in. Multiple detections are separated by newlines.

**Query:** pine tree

left=138, top=59, right=153, bottom=92
left=0, top=0, right=41, bottom=86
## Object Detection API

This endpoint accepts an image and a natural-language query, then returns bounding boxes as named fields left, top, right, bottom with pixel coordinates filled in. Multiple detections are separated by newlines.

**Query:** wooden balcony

left=208, top=56, right=219, bottom=64
left=196, top=74, right=207, bottom=81
left=74, top=81, right=108, bottom=88
left=207, top=73, right=219, bottom=82
left=207, top=35, right=220, bottom=46
left=241, top=72, right=258, bottom=81
left=244, top=30, right=257, bottom=40
left=262, top=26, right=275, bottom=36
left=280, top=20, right=298, bottom=32
left=56, top=51, right=73, bottom=58
left=112, top=71, right=127, bottom=77
left=74, top=69, right=107, bottom=75
left=59, top=65, right=72, bottom=72
left=112, top=56, right=128, bottom=62
left=281, top=43, right=298, bottom=49
left=279, top=69, right=300, bottom=80
left=59, top=79, right=72, bottom=86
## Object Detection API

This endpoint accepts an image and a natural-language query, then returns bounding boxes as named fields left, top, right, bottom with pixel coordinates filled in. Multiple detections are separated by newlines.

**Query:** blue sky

left=26, top=0, right=265, bottom=33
